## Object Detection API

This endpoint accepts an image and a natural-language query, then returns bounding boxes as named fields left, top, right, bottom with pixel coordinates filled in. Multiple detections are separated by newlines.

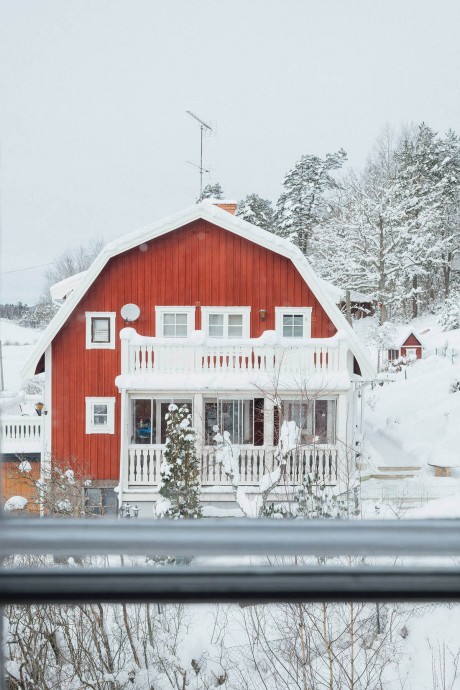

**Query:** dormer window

left=86, top=312, right=116, bottom=349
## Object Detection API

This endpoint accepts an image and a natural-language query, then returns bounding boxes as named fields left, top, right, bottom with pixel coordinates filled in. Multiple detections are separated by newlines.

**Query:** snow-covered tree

left=197, top=182, right=224, bottom=202
left=438, top=290, right=460, bottom=331
left=19, top=300, right=60, bottom=328
left=236, top=193, right=275, bottom=231
left=275, top=148, right=347, bottom=255
left=157, top=404, right=202, bottom=519
left=41, top=237, right=104, bottom=303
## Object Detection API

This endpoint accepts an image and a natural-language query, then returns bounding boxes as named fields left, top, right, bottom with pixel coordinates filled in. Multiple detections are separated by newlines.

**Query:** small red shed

left=388, top=329, right=425, bottom=362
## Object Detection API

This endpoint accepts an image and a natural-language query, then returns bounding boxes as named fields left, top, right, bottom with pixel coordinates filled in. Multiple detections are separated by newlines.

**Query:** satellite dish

left=121, top=303, right=140, bottom=323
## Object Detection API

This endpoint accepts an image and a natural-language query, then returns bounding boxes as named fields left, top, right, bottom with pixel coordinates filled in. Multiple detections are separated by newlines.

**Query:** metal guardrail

left=1, top=519, right=460, bottom=603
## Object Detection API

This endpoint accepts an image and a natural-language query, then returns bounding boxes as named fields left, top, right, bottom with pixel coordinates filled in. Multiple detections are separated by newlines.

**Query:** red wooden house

left=387, top=330, right=425, bottom=363
left=22, top=201, right=374, bottom=515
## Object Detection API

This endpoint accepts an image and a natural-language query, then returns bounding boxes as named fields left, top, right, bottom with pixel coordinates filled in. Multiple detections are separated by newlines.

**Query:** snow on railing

left=120, top=328, right=348, bottom=377
left=127, top=445, right=338, bottom=488
left=0, top=415, right=43, bottom=452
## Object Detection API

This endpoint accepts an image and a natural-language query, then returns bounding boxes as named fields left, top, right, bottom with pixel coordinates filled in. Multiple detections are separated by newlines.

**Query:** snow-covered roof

left=21, top=202, right=376, bottom=379
left=49, top=270, right=87, bottom=301
left=389, top=326, right=426, bottom=349
left=318, top=278, right=373, bottom=305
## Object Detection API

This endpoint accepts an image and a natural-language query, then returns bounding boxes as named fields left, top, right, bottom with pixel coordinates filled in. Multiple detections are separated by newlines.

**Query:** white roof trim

left=21, top=202, right=376, bottom=380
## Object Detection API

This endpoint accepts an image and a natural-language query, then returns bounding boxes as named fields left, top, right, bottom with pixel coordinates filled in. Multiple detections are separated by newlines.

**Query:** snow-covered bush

left=296, top=472, right=348, bottom=519
left=438, top=291, right=460, bottom=331
left=157, top=404, right=202, bottom=519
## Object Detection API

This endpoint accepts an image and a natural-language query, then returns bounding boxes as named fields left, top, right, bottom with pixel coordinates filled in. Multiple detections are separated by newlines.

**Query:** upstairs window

left=275, top=307, right=312, bottom=339
left=202, top=307, right=250, bottom=339
left=85, top=397, right=115, bottom=434
left=155, top=307, right=195, bottom=338
left=85, top=312, right=116, bottom=349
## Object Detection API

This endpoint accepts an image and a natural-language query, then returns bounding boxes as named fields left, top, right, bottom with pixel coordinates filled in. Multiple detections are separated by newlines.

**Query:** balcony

left=118, top=328, right=350, bottom=391
left=126, top=444, right=339, bottom=489
left=0, top=416, right=43, bottom=455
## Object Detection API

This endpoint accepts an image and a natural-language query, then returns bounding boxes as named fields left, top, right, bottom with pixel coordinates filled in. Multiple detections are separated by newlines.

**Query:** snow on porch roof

left=21, top=202, right=376, bottom=380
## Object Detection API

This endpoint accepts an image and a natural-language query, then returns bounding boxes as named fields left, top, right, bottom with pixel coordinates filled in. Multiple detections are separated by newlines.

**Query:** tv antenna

left=186, top=110, right=212, bottom=198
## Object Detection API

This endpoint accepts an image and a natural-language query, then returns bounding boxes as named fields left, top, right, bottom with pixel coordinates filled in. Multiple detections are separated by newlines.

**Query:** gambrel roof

left=22, top=201, right=376, bottom=379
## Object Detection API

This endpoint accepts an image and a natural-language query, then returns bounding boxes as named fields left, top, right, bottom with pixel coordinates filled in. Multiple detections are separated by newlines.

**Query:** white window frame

left=155, top=306, right=195, bottom=338
left=85, top=397, right=116, bottom=434
left=275, top=307, right=313, bottom=340
left=85, top=312, right=116, bottom=350
left=201, top=306, right=251, bottom=339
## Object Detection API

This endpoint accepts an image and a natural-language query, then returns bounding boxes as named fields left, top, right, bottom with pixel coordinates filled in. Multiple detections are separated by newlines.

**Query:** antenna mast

left=186, top=110, right=212, bottom=198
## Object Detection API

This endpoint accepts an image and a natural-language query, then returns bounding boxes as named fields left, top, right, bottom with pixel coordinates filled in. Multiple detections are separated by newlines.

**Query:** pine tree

left=296, top=473, right=348, bottom=519
left=236, top=193, right=275, bottom=231
left=275, top=149, right=347, bottom=255
left=197, top=182, right=224, bottom=203
left=158, top=404, right=202, bottom=519
left=438, top=290, right=460, bottom=331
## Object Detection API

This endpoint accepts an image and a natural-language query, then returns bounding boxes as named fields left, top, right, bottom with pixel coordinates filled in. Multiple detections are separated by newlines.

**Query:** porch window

left=276, top=399, right=336, bottom=445
left=204, top=398, right=264, bottom=446
left=131, top=398, right=192, bottom=444
left=389, top=349, right=399, bottom=361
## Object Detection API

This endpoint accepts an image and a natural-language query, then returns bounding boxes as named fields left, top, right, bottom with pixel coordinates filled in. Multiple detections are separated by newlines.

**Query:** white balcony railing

left=0, top=416, right=43, bottom=454
left=126, top=444, right=338, bottom=488
left=120, top=328, right=349, bottom=380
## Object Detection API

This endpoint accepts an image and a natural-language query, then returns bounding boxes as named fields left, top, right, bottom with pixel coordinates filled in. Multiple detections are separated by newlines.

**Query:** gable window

left=155, top=307, right=195, bottom=338
left=85, top=397, right=115, bottom=434
left=201, top=307, right=250, bottom=339
left=85, top=312, right=116, bottom=349
left=276, top=399, right=336, bottom=445
left=275, top=307, right=312, bottom=339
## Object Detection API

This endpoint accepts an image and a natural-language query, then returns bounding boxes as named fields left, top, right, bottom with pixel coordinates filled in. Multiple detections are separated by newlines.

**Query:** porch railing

left=120, top=328, right=348, bottom=378
left=0, top=416, right=43, bottom=454
left=127, top=445, right=338, bottom=489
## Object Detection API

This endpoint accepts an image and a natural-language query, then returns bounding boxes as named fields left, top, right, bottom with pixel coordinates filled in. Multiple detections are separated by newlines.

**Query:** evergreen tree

left=158, top=404, right=202, bottom=519
left=196, top=182, right=224, bottom=203
left=296, top=472, right=348, bottom=519
left=275, top=149, right=347, bottom=255
left=438, top=290, right=460, bottom=331
left=236, top=193, right=275, bottom=231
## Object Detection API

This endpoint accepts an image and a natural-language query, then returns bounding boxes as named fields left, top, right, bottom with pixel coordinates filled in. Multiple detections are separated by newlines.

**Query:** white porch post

left=263, top=397, right=275, bottom=447
left=193, top=393, right=204, bottom=451
left=118, top=388, right=129, bottom=508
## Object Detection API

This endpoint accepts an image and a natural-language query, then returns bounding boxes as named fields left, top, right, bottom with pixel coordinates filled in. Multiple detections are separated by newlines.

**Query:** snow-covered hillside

left=0, top=318, right=43, bottom=393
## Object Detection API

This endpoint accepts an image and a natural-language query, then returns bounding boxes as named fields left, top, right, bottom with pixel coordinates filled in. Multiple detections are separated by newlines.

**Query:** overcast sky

left=1, top=0, right=460, bottom=304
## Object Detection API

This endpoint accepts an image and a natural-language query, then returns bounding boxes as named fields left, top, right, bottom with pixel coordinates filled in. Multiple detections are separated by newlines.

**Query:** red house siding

left=51, top=219, right=337, bottom=481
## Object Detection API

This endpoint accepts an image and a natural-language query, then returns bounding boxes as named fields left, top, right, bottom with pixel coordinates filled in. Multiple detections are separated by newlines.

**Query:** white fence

left=121, top=329, right=348, bottom=378
left=0, top=416, right=43, bottom=454
left=126, top=445, right=339, bottom=488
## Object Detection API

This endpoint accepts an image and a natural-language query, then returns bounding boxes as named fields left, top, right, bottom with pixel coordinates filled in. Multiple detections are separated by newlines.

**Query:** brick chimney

left=204, top=198, right=238, bottom=215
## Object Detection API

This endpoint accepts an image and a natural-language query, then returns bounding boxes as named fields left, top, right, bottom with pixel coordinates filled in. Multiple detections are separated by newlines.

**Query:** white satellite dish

left=120, top=303, right=140, bottom=323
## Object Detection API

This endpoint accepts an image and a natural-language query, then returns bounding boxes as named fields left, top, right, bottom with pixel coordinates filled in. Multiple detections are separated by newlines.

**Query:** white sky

left=1, top=0, right=460, bottom=303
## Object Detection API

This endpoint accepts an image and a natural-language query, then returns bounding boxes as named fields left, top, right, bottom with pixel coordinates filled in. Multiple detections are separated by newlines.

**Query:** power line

left=0, top=261, right=57, bottom=276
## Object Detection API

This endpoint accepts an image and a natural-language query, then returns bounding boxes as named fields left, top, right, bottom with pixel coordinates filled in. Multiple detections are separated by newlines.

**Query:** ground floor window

left=276, top=399, right=336, bottom=445
left=204, top=398, right=264, bottom=446
left=131, top=398, right=192, bottom=444
left=85, top=487, right=118, bottom=516
left=389, top=349, right=399, bottom=361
